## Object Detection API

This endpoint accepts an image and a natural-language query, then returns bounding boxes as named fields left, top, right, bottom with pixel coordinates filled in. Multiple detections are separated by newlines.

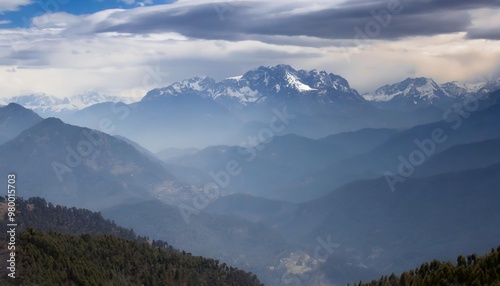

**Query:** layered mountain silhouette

left=0, top=197, right=263, bottom=286
left=0, top=117, right=177, bottom=210
left=102, top=199, right=289, bottom=285
left=280, top=103, right=500, bottom=201
left=0, top=103, right=42, bottom=145
left=61, top=64, right=470, bottom=151
left=3, top=64, right=500, bottom=286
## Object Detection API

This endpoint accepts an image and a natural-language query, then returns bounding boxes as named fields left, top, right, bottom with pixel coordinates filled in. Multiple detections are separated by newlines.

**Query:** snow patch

left=284, top=72, right=316, bottom=92
left=224, top=87, right=259, bottom=103
left=226, top=75, right=243, bottom=81
left=362, top=91, right=400, bottom=102
left=415, top=79, right=438, bottom=99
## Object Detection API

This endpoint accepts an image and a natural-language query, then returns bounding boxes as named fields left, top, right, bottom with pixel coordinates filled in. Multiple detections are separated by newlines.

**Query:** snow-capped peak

left=363, top=77, right=444, bottom=102
left=143, top=76, right=217, bottom=100
left=1, top=92, right=139, bottom=116
left=143, top=64, right=363, bottom=111
left=445, top=81, right=484, bottom=92
left=413, top=78, right=441, bottom=99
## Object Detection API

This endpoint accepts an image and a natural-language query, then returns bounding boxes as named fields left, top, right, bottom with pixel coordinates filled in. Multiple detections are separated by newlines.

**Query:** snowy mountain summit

left=363, top=76, right=500, bottom=110
left=363, top=77, right=447, bottom=102
left=142, top=64, right=364, bottom=111
left=0, top=92, right=140, bottom=117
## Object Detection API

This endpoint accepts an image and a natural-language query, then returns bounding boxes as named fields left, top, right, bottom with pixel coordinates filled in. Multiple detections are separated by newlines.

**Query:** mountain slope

left=0, top=197, right=137, bottom=240
left=168, top=133, right=353, bottom=198
left=280, top=163, right=500, bottom=285
left=10, top=230, right=262, bottom=285
left=2, top=92, right=140, bottom=117
left=0, top=103, right=42, bottom=145
left=282, top=103, right=500, bottom=201
left=102, top=200, right=290, bottom=286
left=204, top=193, right=297, bottom=224
left=0, top=118, right=177, bottom=210
left=364, top=76, right=500, bottom=111
left=168, top=127, right=401, bottom=201
left=363, top=77, right=451, bottom=110
left=320, top=128, right=398, bottom=155
left=156, top=147, right=199, bottom=163
left=358, top=246, right=500, bottom=286
left=412, top=137, right=500, bottom=177
left=65, top=93, right=243, bottom=150
left=0, top=196, right=263, bottom=285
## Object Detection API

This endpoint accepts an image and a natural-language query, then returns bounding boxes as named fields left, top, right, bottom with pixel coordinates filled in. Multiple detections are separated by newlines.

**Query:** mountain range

left=4, top=65, right=498, bottom=152
left=0, top=112, right=179, bottom=210
left=144, top=64, right=367, bottom=115
left=2, top=64, right=500, bottom=285
left=59, top=64, right=498, bottom=151
left=5, top=65, right=499, bottom=120
left=363, top=77, right=500, bottom=110
left=0, top=92, right=140, bottom=117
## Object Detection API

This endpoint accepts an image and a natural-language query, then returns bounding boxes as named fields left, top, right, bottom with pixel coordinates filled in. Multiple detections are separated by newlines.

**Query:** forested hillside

left=0, top=196, right=138, bottom=241
left=356, top=246, right=500, bottom=286
left=0, top=197, right=263, bottom=285
left=12, top=229, right=262, bottom=285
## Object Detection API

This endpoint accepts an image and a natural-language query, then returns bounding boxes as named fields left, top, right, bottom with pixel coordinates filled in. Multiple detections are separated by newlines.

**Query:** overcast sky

left=0, top=0, right=499, bottom=98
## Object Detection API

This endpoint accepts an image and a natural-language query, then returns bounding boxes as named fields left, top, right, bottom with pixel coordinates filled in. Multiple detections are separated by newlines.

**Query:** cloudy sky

left=0, top=0, right=499, bottom=99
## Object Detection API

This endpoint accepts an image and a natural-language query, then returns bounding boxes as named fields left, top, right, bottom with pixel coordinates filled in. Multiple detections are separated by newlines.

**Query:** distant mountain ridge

left=0, top=92, right=141, bottom=117
left=64, top=64, right=417, bottom=149
left=363, top=76, right=500, bottom=110
left=5, top=65, right=499, bottom=150
left=2, top=66, right=499, bottom=117
left=0, top=103, right=42, bottom=145
left=0, top=116, right=178, bottom=210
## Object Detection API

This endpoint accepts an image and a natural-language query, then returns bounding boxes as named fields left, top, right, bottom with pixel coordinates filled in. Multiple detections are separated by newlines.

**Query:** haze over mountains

left=0, top=116, right=179, bottom=210
left=3, top=64, right=500, bottom=285
left=0, top=92, right=140, bottom=117
left=363, top=77, right=500, bottom=110
left=0, top=103, right=42, bottom=145
left=5, top=65, right=496, bottom=151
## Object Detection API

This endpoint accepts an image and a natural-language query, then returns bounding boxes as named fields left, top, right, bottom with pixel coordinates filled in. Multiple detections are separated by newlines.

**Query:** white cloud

left=0, top=1, right=499, bottom=99
left=467, top=8, right=500, bottom=39
left=118, top=0, right=154, bottom=6
left=0, top=0, right=32, bottom=13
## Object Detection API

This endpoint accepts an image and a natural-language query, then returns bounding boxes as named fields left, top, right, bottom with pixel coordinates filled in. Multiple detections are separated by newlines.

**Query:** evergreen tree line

left=0, top=196, right=173, bottom=250
left=354, top=246, right=500, bottom=286
left=0, top=197, right=263, bottom=285
left=0, top=197, right=135, bottom=240
left=13, top=229, right=262, bottom=285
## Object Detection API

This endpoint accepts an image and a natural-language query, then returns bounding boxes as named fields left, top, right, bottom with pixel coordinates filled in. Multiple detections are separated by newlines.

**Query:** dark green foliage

left=0, top=197, right=138, bottom=241
left=356, top=247, right=500, bottom=286
left=0, top=197, right=263, bottom=285
left=11, top=229, right=263, bottom=285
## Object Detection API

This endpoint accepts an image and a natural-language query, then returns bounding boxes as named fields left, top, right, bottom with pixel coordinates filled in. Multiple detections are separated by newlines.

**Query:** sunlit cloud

left=0, top=0, right=498, bottom=98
